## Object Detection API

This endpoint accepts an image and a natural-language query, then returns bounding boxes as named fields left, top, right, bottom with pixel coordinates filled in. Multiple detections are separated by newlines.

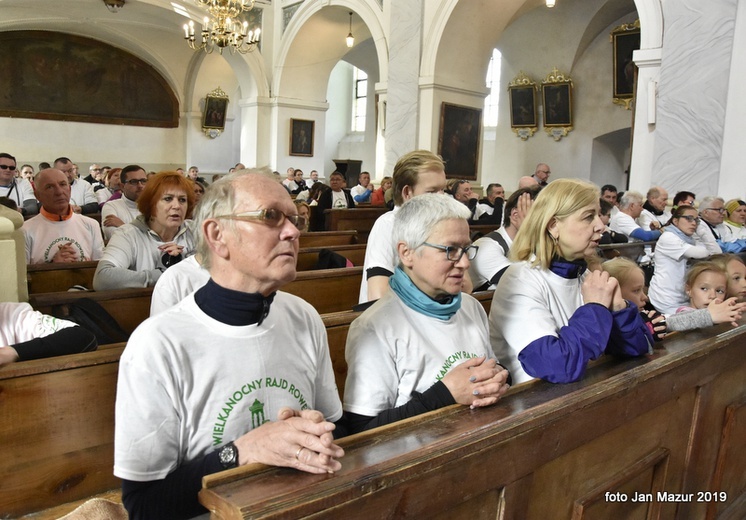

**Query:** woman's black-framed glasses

left=422, top=242, right=478, bottom=262
left=215, top=208, right=308, bottom=230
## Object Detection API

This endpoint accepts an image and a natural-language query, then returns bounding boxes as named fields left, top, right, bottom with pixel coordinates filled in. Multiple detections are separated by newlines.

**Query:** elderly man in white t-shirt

left=114, top=171, right=344, bottom=519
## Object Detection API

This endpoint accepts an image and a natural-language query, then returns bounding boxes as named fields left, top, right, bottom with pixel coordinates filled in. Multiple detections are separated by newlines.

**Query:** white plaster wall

left=484, top=5, right=637, bottom=191
left=327, top=61, right=355, bottom=176
left=186, top=55, right=241, bottom=175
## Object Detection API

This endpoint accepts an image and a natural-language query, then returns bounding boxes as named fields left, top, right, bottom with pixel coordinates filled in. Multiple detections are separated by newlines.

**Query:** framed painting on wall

left=508, top=71, right=538, bottom=140
left=541, top=67, right=574, bottom=140
left=290, top=118, right=314, bottom=157
left=611, top=19, right=641, bottom=109
left=202, top=87, right=229, bottom=130
left=437, top=103, right=481, bottom=180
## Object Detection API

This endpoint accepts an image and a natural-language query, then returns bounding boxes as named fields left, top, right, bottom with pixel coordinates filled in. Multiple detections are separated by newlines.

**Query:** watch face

left=219, top=443, right=237, bottom=467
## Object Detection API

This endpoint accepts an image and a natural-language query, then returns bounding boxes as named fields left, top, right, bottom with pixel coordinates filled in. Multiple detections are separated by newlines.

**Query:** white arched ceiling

left=423, top=0, right=528, bottom=87
left=425, top=0, right=662, bottom=91
left=275, top=0, right=386, bottom=102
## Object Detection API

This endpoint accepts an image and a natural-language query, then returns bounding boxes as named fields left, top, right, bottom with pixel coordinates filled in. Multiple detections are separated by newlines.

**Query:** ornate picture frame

left=541, top=68, right=574, bottom=141
left=290, top=118, right=315, bottom=156
left=611, top=19, right=641, bottom=110
left=437, top=103, right=481, bottom=180
left=202, top=87, right=229, bottom=138
left=508, top=71, right=538, bottom=140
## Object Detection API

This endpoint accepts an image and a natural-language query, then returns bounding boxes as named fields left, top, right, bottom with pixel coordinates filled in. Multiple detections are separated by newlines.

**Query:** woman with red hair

left=93, top=171, right=196, bottom=290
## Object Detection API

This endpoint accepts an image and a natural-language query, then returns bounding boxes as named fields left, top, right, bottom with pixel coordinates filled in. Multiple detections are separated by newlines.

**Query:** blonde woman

left=489, top=179, right=651, bottom=384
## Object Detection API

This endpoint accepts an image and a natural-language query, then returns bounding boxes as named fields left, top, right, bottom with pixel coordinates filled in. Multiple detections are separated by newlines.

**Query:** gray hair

left=619, top=190, right=643, bottom=209
left=698, top=195, right=724, bottom=212
left=394, top=193, right=471, bottom=251
left=194, top=167, right=274, bottom=270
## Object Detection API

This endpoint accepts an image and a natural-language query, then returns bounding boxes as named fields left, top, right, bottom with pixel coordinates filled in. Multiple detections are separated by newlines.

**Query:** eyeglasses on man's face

left=215, top=208, right=308, bottom=230
left=0, top=164, right=17, bottom=171
left=704, top=207, right=726, bottom=214
left=422, top=242, right=478, bottom=262
left=125, top=179, right=148, bottom=186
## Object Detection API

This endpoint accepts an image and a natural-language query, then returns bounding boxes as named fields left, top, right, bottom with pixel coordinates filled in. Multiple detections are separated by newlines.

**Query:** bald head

left=34, top=169, right=71, bottom=216
left=518, top=176, right=539, bottom=189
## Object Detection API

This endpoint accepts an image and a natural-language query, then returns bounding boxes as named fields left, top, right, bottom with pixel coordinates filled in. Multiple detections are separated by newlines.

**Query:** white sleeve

left=114, top=330, right=182, bottom=481
left=343, top=316, right=400, bottom=416
left=637, top=210, right=654, bottom=230
left=100, top=202, right=117, bottom=242
left=83, top=182, right=97, bottom=205
left=93, top=229, right=160, bottom=290
left=693, top=221, right=722, bottom=255
left=468, top=237, right=508, bottom=289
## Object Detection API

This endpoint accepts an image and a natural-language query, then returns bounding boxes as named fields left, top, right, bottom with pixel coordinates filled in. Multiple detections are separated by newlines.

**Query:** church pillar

left=239, top=96, right=273, bottom=169
left=648, top=0, right=739, bottom=196
left=383, top=0, right=423, bottom=174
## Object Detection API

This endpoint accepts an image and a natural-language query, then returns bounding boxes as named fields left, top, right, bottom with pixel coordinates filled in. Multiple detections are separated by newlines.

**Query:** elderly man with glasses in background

left=114, top=170, right=344, bottom=520
left=696, top=195, right=746, bottom=254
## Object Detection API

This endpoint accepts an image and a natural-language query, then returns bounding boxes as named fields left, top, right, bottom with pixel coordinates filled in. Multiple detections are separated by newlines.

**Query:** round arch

left=274, top=0, right=387, bottom=101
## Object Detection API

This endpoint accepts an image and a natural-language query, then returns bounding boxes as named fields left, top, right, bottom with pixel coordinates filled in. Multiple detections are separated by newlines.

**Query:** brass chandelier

left=183, top=0, right=261, bottom=54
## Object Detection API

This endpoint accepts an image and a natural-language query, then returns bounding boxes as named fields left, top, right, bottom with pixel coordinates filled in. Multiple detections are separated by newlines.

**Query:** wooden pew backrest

left=299, top=230, right=358, bottom=248
left=296, top=244, right=367, bottom=271
left=30, top=287, right=153, bottom=336
left=27, top=260, right=99, bottom=294
left=0, top=346, right=125, bottom=517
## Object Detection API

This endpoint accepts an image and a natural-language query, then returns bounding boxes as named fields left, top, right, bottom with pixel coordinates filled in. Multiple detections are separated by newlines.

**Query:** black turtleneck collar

left=643, top=200, right=663, bottom=216
left=194, top=279, right=275, bottom=326
left=549, top=256, right=587, bottom=279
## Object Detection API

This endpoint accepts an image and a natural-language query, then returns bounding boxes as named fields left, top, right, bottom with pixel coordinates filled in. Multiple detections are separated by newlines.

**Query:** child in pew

left=709, top=253, right=746, bottom=303
left=602, top=258, right=744, bottom=335
left=0, top=302, right=97, bottom=367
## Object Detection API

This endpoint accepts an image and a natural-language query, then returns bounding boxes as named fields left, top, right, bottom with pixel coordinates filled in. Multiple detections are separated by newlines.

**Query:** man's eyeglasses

left=215, top=208, right=308, bottom=230
left=704, top=207, right=727, bottom=214
left=0, top=164, right=16, bottom=171
left=679, top=215, right=701, bottom=223
left=422, top=242, right=478, bottom=262
left=125, top=179, right=148, bottom=186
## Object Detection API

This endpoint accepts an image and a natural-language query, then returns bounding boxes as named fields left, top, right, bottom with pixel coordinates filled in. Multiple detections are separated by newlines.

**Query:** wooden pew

left=469, top=223, right=499, bottom=240
left=1, top=345, right=125, bottom=518
left=200, top=324, right=746, bottom=520
left=30, top=287, right=153, bottom=336
left=29, top=267, right=364, bottom=334
left=26, top=260, right=99, bottom=294
left=26, top=244, right=367, bottom=295
left=323, top=207, right=389, bottom=243
left=283, top=267, right=363, bottom=315
left=5, top=290, right=494, bottom=518
left=598, top=240, right=657, bottom=261
left=299, top=230, right=358, bottom=248
left=296, top=244, right=367, bottom=270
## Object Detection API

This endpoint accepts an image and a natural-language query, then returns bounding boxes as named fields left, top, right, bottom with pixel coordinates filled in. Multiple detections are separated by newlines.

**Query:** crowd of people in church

left=2, top=147, right=746, bottom=519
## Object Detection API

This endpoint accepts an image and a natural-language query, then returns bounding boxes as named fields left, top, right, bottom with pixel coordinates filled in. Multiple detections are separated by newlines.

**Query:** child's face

left=620, top=268, right=647, bottom=310
left=726, top=259, right=746, bottom=301
left=686, top=271, right=727, bottom=309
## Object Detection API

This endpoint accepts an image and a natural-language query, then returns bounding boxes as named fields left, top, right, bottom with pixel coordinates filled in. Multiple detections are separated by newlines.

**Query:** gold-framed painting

left=508, top=71, right=538, bottom=140
left=541, top=67, right=574, bottom=141
left=290, top=118, right=315, bottom=157
left=611, top=19, right=641, bottom=110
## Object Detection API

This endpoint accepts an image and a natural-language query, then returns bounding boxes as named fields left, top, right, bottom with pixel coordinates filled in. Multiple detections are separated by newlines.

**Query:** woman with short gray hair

left=343, top=193, right=510, bottom=434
